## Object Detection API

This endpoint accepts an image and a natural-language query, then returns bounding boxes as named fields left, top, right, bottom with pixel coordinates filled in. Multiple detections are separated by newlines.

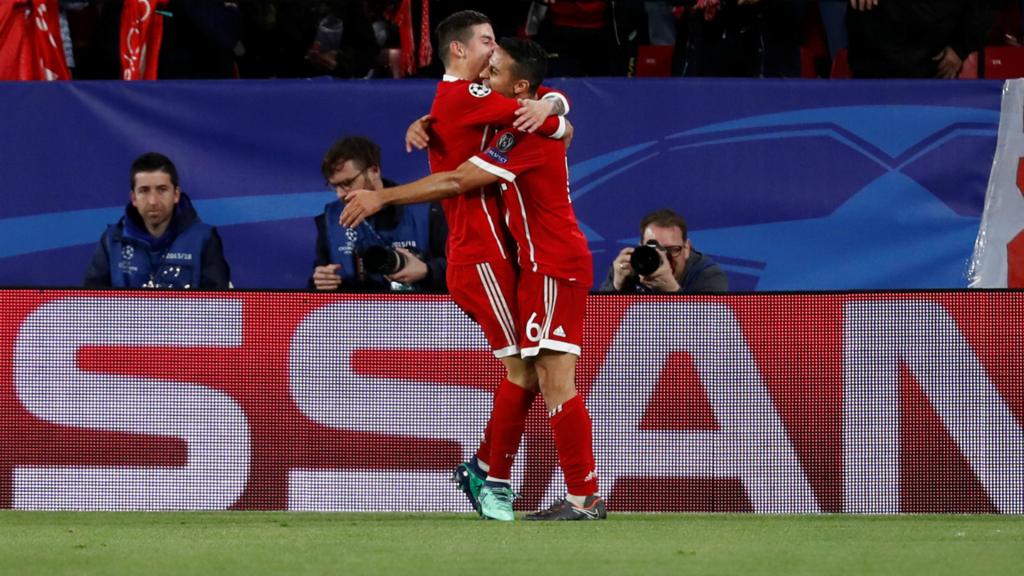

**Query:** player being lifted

left=342, top=35, right=604, bottom=521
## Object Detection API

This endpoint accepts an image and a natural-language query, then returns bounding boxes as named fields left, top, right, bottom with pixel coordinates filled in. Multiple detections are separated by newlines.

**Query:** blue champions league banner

left=0, top=78, right=1002, bottom=290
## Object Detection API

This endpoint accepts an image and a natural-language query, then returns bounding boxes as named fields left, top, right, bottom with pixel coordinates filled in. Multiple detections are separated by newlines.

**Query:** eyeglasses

left=328, top=167, right=368, bottom=192
left=662, top=244, right=685, bottom=257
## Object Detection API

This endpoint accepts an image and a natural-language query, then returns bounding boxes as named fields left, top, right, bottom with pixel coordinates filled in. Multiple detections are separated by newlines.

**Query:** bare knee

left=502, top=356, right=538, bottom=392
left=534, top=351, right=578, bottom=411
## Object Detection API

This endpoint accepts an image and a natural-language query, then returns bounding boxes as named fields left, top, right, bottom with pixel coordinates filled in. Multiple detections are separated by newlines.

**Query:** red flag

left=389, top=0, right=430, bottom=76
left=29, top=0, right=69, bottom=80
left=392, top=0, right=415, bottom=76
left=0, top=0, right=69, bottom=81
left=417, top=0, right=431, bottom=69
left=0, top=2, right=32, bottom=80
left=120, top=0, right=168, bottom=80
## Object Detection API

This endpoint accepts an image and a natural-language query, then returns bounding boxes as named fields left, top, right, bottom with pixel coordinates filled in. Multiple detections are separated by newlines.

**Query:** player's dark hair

left=130, top=152, right=179, bottom=190
left=321, top=136, right=381, bottom=180
left=499, top=37, right=548, bottom=94
left=640, top=208, right=688, bottom=241
left=435, top=10, right=491, bottom=67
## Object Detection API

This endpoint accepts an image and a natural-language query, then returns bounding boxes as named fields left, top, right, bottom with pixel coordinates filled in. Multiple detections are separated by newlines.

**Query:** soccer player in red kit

left=386, top=11, right=570, bottom=520
left=341, top=37, right=605, bottom=521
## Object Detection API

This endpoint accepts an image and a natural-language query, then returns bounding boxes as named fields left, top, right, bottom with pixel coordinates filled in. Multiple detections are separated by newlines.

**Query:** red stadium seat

left=984, top=46, right=1024, bottom=79
left=635, top=44, right=674, bottom=77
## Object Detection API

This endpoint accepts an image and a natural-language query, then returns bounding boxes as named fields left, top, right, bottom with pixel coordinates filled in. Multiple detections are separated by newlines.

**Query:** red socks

left=550, top=394, right=598, bottom=496
left=482, top=378, right=536, bottom=481
left=477, top=383, right=598, bottom=496
left=474, top=418, right=493, bottom=470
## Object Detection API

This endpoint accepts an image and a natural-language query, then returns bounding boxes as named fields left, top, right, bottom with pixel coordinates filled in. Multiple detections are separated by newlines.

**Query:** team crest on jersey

left=121, top=245, right=134, bottom=260
left=496, top=132, right=516, bottom=152
left=468, top=83, right=491, bottom=98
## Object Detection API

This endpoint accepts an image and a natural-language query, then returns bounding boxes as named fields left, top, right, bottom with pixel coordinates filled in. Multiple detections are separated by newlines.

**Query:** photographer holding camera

left=311, top=136, right=447, bottom=292
left=600, top=208, right=727, bottom=294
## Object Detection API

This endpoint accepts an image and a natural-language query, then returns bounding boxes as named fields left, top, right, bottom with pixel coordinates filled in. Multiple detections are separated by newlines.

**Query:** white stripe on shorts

left=476, top=262, right=517, bottom=350
left=541, top=276, right=556, bottom=341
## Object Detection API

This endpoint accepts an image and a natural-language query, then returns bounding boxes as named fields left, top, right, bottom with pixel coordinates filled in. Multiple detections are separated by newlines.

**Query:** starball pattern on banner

left=0, top=80, right=1002, bottom=290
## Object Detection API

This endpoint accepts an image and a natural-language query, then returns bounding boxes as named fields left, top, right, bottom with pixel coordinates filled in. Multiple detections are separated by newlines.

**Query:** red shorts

left=448, top=260, right=520, bottom=358
left=517, top=271, right=586, bottom=358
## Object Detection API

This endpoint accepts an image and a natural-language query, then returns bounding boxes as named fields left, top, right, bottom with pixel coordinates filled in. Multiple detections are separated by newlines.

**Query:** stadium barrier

left=1, top=289, right=1021, bottom=513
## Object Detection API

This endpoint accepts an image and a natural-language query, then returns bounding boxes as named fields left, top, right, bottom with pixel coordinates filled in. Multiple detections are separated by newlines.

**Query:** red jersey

left=469, top=128, right=593, bottom=288
left=428, top=77, right=566, bottom=266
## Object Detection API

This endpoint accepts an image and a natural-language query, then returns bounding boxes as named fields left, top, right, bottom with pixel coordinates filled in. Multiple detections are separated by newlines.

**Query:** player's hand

left=339, top=189, right=384, bottom=228
left=849, top=0, right=878, bottom=11
left=513, top=98, right=555, bottom=133
left=933, top=46, right=963, bottom=79
left=385, top=247, right=428, bottom=284
left=611, top=247, right=635, bottom=291
left=312, top=264, right=342, bottom=290
left=405, top=114, right=435, bottom=152
left=638, top=250, right=680, bottom=293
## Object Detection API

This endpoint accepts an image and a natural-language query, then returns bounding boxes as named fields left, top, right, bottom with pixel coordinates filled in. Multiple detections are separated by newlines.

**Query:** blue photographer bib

left=106, top=223, right=211, bottom=289
left=324, top=201, right=432, bottom=283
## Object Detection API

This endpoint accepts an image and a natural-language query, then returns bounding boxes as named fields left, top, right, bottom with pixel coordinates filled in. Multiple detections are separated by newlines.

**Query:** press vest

left=106, top=223, right=212, bottom=288
left=324, top=200, right=432, bottom=283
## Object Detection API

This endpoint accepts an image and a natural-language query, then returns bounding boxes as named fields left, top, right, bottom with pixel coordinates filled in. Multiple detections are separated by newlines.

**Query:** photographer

left=311, top=136, right=447, bottom=292
left=600, top=208, right=727, bottom=294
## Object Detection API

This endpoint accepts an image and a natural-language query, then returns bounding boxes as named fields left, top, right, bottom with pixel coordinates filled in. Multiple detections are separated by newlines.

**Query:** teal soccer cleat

left=450, top=462, right=486, bottom=514
left=478, top=484, right=517, bottom=521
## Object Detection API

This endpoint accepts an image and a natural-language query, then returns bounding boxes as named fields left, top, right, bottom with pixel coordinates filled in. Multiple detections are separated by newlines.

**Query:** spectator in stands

left=644, top=1, right=681, bottom=47
left=311, top=136, right=447, bottom=292
left=236, top=1, right=325, bottom=78
left=365, top=0, right=403, bottom=78
left=304, top=0, right=380, bottom=78
left=84, top=152, right=231, bottom=289
left=158, top=0, right=242, bottom=79
left=600, top=208, right=727, bottom=293
left=529, top=0, right=614, bottom=76
left=818, top=0, right=849, bottom=61
left=679, top=0, right=803, bottom=78
left=847, top=0, right=994, bottom=78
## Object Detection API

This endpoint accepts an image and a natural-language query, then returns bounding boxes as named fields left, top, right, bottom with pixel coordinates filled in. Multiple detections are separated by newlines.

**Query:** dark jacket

left=599, top=248, right=728, bottom=294
left=847, top=0, right=993, bottom=78
left=311, top=179, right=448, bottom=291
left=84, top=193, right=231, bottom=289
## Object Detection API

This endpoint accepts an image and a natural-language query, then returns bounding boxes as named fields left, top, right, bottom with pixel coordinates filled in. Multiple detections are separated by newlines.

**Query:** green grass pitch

left=1, top=512, right=1021, bottom=576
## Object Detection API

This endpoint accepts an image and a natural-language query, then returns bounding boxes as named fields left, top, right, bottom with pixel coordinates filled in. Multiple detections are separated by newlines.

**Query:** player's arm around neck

left=382, top=161, right=496, bottom=204
left=340, top=162, right=497, bottom=228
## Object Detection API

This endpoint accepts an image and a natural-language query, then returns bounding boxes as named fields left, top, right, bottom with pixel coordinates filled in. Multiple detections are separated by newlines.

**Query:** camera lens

left=361, top=245, right=405, bottom=275
left=630, top=245, right=662, bottom=276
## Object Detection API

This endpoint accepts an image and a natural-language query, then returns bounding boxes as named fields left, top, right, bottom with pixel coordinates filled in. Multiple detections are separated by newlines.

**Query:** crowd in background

left=41, top=1, right=1024, bottom=81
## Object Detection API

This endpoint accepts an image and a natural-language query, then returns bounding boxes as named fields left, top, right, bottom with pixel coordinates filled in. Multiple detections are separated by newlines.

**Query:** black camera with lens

left=360, top=245, right=407, bottom=275
left=630, top=239, right=664, bottom=276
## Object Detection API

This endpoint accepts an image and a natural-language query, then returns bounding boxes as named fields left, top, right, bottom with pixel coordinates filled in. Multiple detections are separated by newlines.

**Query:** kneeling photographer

left=600, top=208, right=728, bottom=294
left=311, top=136, right=447, bottom=292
